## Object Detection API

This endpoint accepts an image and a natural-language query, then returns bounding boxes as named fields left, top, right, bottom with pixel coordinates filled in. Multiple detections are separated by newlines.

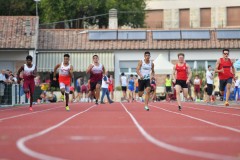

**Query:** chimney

left=109, top=8, right=118, bottom=29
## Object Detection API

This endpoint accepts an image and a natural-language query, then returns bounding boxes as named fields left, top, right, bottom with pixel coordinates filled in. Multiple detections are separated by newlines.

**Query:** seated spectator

left=47, top=91, right=57, bottom=103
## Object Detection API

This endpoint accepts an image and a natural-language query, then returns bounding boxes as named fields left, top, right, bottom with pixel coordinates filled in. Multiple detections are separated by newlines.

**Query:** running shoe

left=29, top=107, right=33, bottom=111
left=178, top=106, right=182, bottom=111
left=60, top=95, right=64, bottom=101
left=95, top=100, right=98, bottom=105
left=65, top=106, right=70, bottom=111
left=100, top=101, right=105, bottom=104
left=224, top=101, right=229, bottom=106
left=144, top=106, right=149, bottom=111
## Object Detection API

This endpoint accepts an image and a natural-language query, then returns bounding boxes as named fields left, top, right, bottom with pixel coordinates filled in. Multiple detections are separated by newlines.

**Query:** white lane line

left=161, top=101, right=240, bottom=117
left=120, top=102, right=238, bottom=160
left=16, top=105, right=96, bottom=160
left=183, top=101, right=240, bottom=110
left=149, top=103, right=240, bottom=133
left=0, top=103, right=52, bottom=112
left=0, top=106, right=62, bottom=121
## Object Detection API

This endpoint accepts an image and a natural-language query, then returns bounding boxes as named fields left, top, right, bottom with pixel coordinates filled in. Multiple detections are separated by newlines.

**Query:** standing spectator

left=34, top=75, right=41, bottom=87
left=81, top=81, right=88, bottom=102
left=120, top=72, right=127, bottom=101
left=100, top=71, right=113, bottom=104
left=75, top=77, right=82, bottom=102
left=128, top=74, right=135, bottom=102
left=206, top=65, right=214, bottom=104
left=0, top=70, right=7, bottom=104
left=134, top=75, right=139, bottom=101
left=150, top=77, right=157, bottom=102
left=215, top=49, right=235, bottom=106
left=233, top=76, right=239, bottom=103
left=165, top=75, right=172, bottom=101
left=193, top=75, right=201, bottom=101
left=108, top=74, right=114, bottom=100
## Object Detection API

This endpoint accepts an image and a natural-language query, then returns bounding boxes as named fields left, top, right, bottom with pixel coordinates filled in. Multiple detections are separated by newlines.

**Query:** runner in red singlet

left=215, top=49, right=235, bottom=106
left=17, top=55, right=37, bottom=111
left=172, top=53, right=192, bottom=111
left=53, top=54, right=73, bottom=111
left=86, top=55, right=105, bottom=105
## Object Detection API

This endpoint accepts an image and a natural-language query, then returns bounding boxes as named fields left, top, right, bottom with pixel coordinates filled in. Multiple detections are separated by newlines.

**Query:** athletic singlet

left=165, top=78, right=171, bottom=87
left=128, top=79, right=134, bottom=88
left=140, top=59, right=152, bottom=80
left=176, top=63, right=188, bottom=80
left=59, top=62, right=71, bottom=85
left=90, top=63, right=103, bottom=82
left=23, top=64, right=35, bottom=81
left=218, top=58, right=234, bottom=80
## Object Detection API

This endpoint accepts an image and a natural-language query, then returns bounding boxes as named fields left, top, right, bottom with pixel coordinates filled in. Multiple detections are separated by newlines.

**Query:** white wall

left=169, top=49, right=240, bottom=61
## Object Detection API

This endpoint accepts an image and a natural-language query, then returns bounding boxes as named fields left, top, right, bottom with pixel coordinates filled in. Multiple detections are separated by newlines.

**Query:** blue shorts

left=128, top=86, right=134, bottom=91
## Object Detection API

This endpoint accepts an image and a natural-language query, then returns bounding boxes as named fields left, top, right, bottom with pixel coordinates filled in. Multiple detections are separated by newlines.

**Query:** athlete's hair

left=178, top=53, right=185, bottom=58
left=93, top=55, right=98, bottom=58
left=222, top=49, right=229, bottom=53
left=208, top=65, right=211, bottom=68
left=26, top=55, right=33, bottom=61
left=64, top=54, right=70, bottom=58
left=144, top=51, right=150, bottom=55
left=130, top=74, right=133, bottom=77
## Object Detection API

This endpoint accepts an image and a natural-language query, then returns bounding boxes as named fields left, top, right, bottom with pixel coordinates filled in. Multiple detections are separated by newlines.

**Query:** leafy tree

left=0, top=0, right=35, bottom=15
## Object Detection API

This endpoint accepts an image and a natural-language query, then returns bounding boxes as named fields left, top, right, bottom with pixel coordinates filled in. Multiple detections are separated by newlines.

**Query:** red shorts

left=108, top=85, right=114, bottom=92
left=194, top=85, right=200, bottom=93
left=23, top=80, right=35, bottom=94
left=81, top=85, right=87, bottom=93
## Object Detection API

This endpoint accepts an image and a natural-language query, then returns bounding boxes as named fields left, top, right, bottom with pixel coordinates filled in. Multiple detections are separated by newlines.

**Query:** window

left=145, top=10, right=163, bottom=28
left=200, top=8, right=211, bottom=27
left=120, top=68, right=128, bottom=73
left=227, top=7, right=240, bottom=26
left=179, top=9, right=190, bottom=28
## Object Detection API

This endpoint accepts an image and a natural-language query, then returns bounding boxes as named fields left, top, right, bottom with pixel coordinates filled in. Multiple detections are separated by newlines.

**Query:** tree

left=0, top=0, right=35, bottom=15
left=39, top=0, right=146, bottom=29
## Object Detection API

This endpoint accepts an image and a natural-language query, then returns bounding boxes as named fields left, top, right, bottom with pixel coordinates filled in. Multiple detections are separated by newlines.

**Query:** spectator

left=0, top=69, right=7, bottom=103
left=134, top=75, right=139, bottom=101
left=100, top=71, right=114, bottom=104
left=70, top=86, right=75, bottom=102
left=75, top=77, right=82, bottom=102
left=233, top=76, right=240, bottom=103
left=193, top=75, right=201, bottom=101
left=108, top=74, right=114, bottom=100
left=165, top=74, right=172, bottom=101
left=47, top=91, right=57, bottom=103
left=128, top=74, right=135, bottom=102
left=120, top=72, right=127, bottom=101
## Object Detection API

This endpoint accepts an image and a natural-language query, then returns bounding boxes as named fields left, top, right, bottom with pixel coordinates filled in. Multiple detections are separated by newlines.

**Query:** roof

left=0, top=16, right=37, bottom=49
left=38, top=29, right=240, bottom=50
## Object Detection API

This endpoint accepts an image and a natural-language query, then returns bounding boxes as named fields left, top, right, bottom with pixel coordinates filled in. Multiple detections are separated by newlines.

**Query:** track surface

left=1, top=101, right=240, bottom=160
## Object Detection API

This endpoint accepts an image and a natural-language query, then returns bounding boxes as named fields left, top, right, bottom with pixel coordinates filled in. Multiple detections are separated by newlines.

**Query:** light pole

left=34, top=0, right=40, bottom=66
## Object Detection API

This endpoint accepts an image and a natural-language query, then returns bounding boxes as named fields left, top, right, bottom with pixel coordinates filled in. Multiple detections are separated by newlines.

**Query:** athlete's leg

left=175, top=85, right=182, bottom=107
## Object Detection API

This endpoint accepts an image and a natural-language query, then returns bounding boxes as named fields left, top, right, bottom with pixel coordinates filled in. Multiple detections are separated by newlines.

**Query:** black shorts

left=219, top=78, right=232, bottom=91
left=121, top=86, right=127, bottom=91
left=166, top=86, right=172, bottom=93
left=175, top=80, right=188, bottom=88
left=207, top=84, right=213, bottom=96
left=90, top=81, right=102, bottom=91
left=138, top=79, right=151, bottom=92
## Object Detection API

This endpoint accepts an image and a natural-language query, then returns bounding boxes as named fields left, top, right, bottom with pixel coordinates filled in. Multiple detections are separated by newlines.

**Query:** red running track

left=0, top=101, right=240, bottom=160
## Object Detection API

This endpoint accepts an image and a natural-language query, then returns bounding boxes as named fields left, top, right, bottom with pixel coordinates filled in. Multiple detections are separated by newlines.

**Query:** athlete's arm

left=172, top=65, right=176, bottom=83
left=33, top=66, right=37, bottom=77
left=16, top=66, right=24, bottom=84
left=151, top=62, right=155, bottom=78
left=215, top=59, right=223, bottom=73
left=70, top=65, right=74, bottom=78
left=136, top=60, right=143, bottom=79
left=102, top=65, right=106, bottom=75
left=86, top=64, right=94, bottom=74
left=186, top=64, right=192, bottom=83
left=231, top=59, right=236, bottom=76
left=53, top=63, right=61, bottom=81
